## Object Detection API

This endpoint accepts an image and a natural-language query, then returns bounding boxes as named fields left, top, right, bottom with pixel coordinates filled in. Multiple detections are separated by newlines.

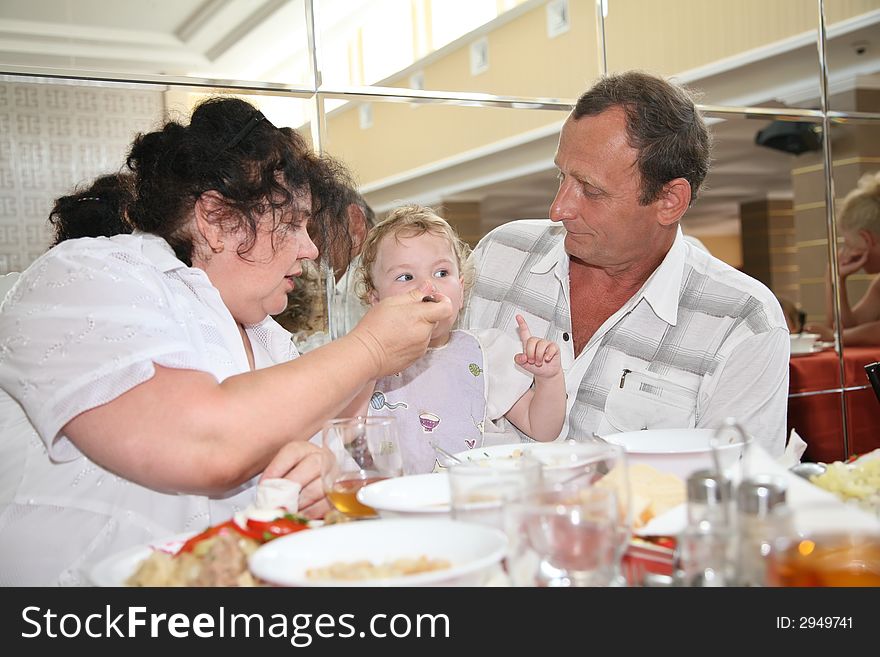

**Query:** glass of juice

left=321, top=416, right=403, bottom=518
left=765, top=502, right=880, bottom=587
left=766, top=532, right=880, bottom=586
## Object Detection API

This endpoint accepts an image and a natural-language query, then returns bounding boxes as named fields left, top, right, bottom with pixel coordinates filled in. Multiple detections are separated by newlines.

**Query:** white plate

left=601, top=428, right=745, bottom=479
left=89, top=532, right=195, bottom=587
left=790, top=343, right=820, bottom=355
left=453, top=442, right=608, bottom=469
left=357, top=473, right=450, bottom=517
left=249, top=518, right=507, bottom=587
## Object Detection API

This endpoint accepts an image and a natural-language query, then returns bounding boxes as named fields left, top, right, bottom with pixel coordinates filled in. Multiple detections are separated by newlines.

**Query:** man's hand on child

left=514, top=314, right=562, bottom=378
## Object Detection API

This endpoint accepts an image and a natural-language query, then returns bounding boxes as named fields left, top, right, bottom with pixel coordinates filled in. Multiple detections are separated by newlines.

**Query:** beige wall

left=325, top=103, right=564, bottom=187
left=697, top=234, right=743, bottom=269
left=604, top=0, right=876, bottom=75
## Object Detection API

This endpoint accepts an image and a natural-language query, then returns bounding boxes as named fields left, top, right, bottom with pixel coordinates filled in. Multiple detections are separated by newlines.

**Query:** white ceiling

left=0, top=1, right=878, bottom=238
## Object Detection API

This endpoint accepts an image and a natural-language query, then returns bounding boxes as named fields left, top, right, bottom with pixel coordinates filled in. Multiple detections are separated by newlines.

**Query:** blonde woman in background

left=807, top=171, right=880, bottom=346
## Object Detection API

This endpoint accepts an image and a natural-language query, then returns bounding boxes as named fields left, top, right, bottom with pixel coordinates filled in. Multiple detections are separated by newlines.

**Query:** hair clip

left=77, top=196, right=102, bottom=203
left=216, top=110, right=268, bottom=156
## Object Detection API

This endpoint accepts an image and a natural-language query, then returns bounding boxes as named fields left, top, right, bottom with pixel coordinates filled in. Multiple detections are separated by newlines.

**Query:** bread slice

left=596, top=463, right=686, bottom=528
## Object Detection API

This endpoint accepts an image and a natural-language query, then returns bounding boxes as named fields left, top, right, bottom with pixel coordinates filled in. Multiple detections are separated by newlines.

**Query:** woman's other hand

left=348, top=281, right=454, bottom=377
left=262, top=441, right=330, bottom=519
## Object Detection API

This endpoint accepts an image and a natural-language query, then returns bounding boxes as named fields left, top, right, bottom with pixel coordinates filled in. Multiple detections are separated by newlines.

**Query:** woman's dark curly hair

left=126, top=96, right=353, bottom=266
left=48, top=173, right=134, bottom=246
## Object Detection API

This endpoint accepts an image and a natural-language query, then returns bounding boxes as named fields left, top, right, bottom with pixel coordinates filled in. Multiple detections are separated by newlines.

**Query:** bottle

left=675, top=468, right=735, bottom=587
left=735, top=475, right=790, bottom=586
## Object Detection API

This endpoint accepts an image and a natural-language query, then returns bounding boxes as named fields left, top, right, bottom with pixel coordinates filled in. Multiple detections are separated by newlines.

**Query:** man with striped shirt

left=464, top=72, right=789, bottom=456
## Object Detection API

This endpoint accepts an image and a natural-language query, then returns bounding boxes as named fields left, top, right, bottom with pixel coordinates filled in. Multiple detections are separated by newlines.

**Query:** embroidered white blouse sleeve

left=0, top=241, right=219, bottom=462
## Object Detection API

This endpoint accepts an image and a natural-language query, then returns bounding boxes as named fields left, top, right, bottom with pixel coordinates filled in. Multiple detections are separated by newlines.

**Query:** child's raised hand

left=513, top=314, right=561, bottom=378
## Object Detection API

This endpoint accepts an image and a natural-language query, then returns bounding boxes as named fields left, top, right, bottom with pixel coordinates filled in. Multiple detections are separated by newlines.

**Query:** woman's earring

left=211, top=243, right=224, bottom=254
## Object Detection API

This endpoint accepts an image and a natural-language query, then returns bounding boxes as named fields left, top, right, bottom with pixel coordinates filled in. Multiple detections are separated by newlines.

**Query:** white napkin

left=234, top=478, right=302, bottom=528
left=777, top=429, right=808, bottom=469
left=255, top=477, right=302, bottom=512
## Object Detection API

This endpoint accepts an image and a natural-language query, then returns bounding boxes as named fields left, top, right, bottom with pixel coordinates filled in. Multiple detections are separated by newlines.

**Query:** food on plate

left=127, top=513, right=310, bottom=587
left=809, top=455, right=880, bottom=515
left=126, top=478, right=308, bottom=586
left=462, top=448, right=525, bottom=465
left=127, top=531, right=260, bottom=587
left=305, top=555, right=451, bottom=581
left=597, top=463, right=686, bottom=528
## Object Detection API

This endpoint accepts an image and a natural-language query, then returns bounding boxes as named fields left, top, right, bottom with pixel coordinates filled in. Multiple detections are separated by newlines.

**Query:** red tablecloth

left=788, top=346, right=880, bottom=463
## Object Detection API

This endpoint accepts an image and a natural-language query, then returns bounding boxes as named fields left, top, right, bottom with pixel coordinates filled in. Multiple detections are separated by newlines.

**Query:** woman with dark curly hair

left=0, top=96, right=452, bottom=585
left=48, top=172, right=135, bottom=246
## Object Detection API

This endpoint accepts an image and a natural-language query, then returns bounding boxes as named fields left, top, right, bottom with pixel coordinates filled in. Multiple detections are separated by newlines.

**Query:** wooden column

left=740, top=198, right=796, bottom=304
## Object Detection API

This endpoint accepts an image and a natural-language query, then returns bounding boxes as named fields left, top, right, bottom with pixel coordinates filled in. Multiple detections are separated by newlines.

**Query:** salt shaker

left=675, top=468, right=735, bottom=587
left=735, top=475, right=790, bottom=586
left=686, top=468, right=733, bottom=530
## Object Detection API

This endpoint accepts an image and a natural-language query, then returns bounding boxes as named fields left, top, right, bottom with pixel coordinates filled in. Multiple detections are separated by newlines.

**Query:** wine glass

left=321, top=416, right=403, bottom=519
left=447, top=456, right=543, bottom=530
left=504, top=482, right=620, bottom=587
left=530, top=441, right=633, bottom=585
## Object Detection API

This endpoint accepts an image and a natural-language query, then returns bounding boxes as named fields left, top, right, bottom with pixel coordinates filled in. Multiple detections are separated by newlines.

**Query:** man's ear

left=348, top=204, right=368, bottom=256
left=655, top=178, right=691, bottom=226
left=859, top=228, right=876, bottom=250
left=194, top=191, right=227, bottom=253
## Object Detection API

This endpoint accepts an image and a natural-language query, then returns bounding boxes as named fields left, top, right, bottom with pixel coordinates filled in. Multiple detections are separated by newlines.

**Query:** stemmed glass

left=528, top=441, right=633, bottom=585
left=321, top=416, right=403, bottom=519
left=447, top=456, right=543, bottom=530
left=505, top=482, right=621, bottom=587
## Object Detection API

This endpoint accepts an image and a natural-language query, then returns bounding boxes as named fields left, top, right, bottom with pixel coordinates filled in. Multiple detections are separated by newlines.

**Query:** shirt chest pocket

left=601, top=369, right=697, bottom=433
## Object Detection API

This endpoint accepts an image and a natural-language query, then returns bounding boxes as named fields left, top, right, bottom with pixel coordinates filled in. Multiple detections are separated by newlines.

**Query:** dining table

left=787, top=345, right=880, bottom=463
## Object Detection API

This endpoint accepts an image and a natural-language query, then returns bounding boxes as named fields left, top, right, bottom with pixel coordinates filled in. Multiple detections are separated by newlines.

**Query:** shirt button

left=563, top=332, right=570, bottom=342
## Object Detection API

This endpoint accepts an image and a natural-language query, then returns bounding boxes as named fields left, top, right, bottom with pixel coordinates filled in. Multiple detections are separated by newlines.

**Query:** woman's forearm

left=63, top=332, right=381, bottom=496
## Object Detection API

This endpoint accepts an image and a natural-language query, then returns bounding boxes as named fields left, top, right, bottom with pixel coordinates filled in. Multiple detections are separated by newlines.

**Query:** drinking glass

left=505, top=482, right=620, bottom=587
left=321, top=416, right=403, bottom=519
left=447, top=456, right=542, bottom=530
left=532, top=441, right=633, bottom=583
left=765, top=502, right=880, bottom=587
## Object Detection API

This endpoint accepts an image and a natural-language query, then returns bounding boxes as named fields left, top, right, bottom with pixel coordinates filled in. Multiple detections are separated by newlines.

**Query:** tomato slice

left=177, top=520, right=263, bottom=554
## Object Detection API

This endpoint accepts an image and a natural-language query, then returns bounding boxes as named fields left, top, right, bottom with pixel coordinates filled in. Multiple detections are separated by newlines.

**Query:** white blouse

left=0, top=233, right=298, bottom=585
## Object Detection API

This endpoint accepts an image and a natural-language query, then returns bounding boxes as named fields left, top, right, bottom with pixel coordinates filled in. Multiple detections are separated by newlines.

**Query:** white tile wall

left=0, top=80, right=164, bottom=274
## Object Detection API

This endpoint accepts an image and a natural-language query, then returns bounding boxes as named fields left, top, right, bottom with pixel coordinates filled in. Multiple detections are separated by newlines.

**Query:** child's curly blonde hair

left=357, top=204, right=475, bottom=304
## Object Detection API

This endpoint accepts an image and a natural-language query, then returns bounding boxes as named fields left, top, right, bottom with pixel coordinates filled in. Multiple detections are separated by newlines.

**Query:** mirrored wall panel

left=315, top=0, right=600, bottom=99
left=320, top=96, right=567, bottom=242
left=829, top=118, right=880, bottom=458
left=824, top=3, right=880, bottom=113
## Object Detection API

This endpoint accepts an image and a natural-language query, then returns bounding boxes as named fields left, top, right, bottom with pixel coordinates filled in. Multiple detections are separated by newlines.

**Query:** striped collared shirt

left=463, top=220, right=789, bottom=457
